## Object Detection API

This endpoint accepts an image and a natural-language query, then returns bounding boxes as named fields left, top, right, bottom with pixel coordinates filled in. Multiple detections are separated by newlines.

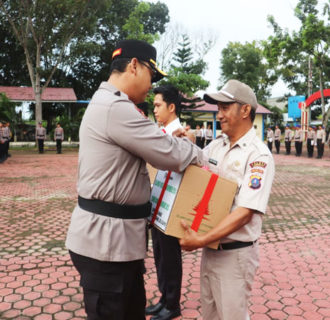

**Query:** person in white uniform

left=147, top=84, right=184, bottom=320
left=180, top=79, right=275, bottom=320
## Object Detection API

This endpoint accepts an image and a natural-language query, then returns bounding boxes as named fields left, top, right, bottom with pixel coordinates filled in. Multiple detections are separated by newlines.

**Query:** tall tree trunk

left=319, top=69, right=327, bottom=127
left=35, top=41, right=42, bottom=124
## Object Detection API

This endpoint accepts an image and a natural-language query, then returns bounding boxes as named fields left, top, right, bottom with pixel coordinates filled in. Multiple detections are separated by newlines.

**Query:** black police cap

left=112, top=39, right=167, bottom=82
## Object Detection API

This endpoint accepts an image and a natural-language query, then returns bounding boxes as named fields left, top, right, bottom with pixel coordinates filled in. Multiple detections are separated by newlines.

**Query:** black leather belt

left=218, top=240, right=257, bottom=251
left=78, top=196, right=151, bottom=219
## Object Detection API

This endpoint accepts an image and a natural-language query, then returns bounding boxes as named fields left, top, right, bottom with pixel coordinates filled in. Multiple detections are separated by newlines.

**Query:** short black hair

left=153, top=84, right=181, bottom=117
left=110, top=58, right=131, bottom=75
left=250, top=108, right=256, bottom=122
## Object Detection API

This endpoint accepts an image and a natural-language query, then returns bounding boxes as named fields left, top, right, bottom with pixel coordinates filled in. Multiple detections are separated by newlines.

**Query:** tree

left=145, top=33, right=212, bottom=123
left=219, top=41, right=278, bottom=103
left=263, top=0, right=330, bottom=126
left=55, top=0, right=169, bottom=100
left=0, top=0, right=170, bottom=130
left=0, top=0, right=110, bottom=124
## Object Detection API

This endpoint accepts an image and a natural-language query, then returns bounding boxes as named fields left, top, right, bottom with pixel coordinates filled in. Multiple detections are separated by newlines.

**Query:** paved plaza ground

left=0, top=147, right=329, bottom=320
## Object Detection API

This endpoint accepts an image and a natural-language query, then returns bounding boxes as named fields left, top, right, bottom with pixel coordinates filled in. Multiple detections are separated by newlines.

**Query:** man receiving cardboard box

left=180, top=80, right=275, bottom=320
left=147, top=84, right=183, bottom=320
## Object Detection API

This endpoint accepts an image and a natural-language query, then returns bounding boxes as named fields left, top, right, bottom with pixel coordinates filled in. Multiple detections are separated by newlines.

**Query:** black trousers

left=267, top=141, right=273, bottom=152
left=151, top=227, right=182, bottom=311
left=0, top=142, right=6, bottom=162
left=285, top=140, right=291, bottom=154
left=37, top=139, right=44, bottom=153
left=307, top=139, right=314, bottom=157
left=275, top=140, right=280, bottom=154
left=317, top=139, right=324, bottom=158
left=295, top=141, right=302, bottom=156
left=56, top=139, right=62, bottom=153
left=196, top=137, right=203, bottom=149
left=70, top=251, right=146, bottom=320
left=5, top=140, right=10, bottom=156
left=205, top=139, right=212, bottom=146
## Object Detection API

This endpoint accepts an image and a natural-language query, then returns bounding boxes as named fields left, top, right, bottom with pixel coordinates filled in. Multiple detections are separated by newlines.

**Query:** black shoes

left=146, top=302, right=164, bottom=315
left=150, top=307, right=181, bottom=320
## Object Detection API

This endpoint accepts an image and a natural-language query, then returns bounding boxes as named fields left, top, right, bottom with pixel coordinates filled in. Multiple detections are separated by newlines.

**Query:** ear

left=242, top=104, right=252, bottom=119
left=168, top=103, right=176, bottom=114
left=129, top=58, right=139, bottom=76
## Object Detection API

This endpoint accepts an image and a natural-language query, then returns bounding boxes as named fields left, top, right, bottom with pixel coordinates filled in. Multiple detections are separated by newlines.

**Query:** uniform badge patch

left=251, top=168, right=264, bottom=174
left=249, top=175, right=262, bottom=189
left=249, top=161, right=267, bottom=168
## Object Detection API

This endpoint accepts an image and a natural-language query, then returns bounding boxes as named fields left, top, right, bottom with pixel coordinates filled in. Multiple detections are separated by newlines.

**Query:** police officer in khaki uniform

left=294, top=124, right=303, bottom=156
left=36, top=122, right=46, bottom=153
left=65, top=40, right=204, bottom=320
left=306, top=126, right=316, bottom=158
left=284, top=125, right=293, bottom=155
left=266, top=127, right=274, bottom=152
left=180, top=79, right=275, bottom=320
left=2, top=122, right=12, bottom=158
left=0, top=122, right=6, bottom=163
left=54, top=123, right=64, bottom=154
left=316, top=125, right=326, bottom=158
left=274, top=125, right=281, bottom=154
left=195, top=124, right=203, bottom=148
left=205, top=124, right=213, bottom=146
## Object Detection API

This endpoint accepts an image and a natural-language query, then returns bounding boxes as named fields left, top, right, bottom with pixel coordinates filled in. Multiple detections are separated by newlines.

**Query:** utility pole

left=307, top=56, right=313, bottom=126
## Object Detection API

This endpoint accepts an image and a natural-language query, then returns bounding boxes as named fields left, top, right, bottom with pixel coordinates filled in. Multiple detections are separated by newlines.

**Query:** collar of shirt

left=164, top=118, right=182, bottom=135
left=225, top=127, right=256, bottom=150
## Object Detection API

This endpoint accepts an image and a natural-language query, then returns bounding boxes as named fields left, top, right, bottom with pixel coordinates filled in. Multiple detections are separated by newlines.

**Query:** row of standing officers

left=266, top=125, right=328, bottom=158
left=34, top=122, right=65, bottom=154
left=194, top=124, right=213, bottom=148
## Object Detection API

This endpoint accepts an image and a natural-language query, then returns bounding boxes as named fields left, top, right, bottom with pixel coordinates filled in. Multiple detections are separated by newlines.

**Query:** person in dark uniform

left=147, top=84, right=183, bottom=320
left=54, top=123, right=64, bottom=154
left=65, top=40, right=204, bottom=320
left=36, top=122, right=46, bottom=153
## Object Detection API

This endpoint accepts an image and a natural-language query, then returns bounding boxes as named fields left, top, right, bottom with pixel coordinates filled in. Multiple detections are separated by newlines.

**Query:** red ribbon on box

left=150, top=170, right=172, bottom=226
left=190, top=173, right=218, bottom=232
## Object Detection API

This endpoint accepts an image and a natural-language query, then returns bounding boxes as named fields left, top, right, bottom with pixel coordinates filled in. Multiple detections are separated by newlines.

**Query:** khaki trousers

left=201, top=243, right=259, bottom=320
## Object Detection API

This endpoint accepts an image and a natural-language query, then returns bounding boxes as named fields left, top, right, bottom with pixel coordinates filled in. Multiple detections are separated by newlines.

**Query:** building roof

left=184, top=100, right=272, bottom=114
left=0, top=86, right=77, bottom=103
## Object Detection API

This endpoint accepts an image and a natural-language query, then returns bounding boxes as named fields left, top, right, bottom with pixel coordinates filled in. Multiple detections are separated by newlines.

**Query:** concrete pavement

left=0, top=149, right=329, bottom=319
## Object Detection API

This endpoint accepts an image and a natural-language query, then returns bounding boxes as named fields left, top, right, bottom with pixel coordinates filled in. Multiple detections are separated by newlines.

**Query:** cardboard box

left=149, top=165, right=237, bottom=249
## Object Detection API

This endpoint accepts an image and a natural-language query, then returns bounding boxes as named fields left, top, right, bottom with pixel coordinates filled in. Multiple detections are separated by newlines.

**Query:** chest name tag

left=209, top=158, right=218, bottom=166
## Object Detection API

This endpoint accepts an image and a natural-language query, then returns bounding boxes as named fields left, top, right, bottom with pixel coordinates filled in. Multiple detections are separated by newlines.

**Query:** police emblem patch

left=249, top=175, right=262, bottom=189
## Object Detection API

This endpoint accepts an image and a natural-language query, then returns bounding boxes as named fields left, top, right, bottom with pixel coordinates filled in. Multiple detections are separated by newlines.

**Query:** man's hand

left=172, top=128, right=186, bottom=138
left=179, top=220, right=204, bottom=251
left=172, top=127, right=196, bottom=144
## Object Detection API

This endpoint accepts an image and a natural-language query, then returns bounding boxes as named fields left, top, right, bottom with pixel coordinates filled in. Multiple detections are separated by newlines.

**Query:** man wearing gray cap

left=180, top=79, right=275, bottom=320
left=65, top=39, right=203, bottom=320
